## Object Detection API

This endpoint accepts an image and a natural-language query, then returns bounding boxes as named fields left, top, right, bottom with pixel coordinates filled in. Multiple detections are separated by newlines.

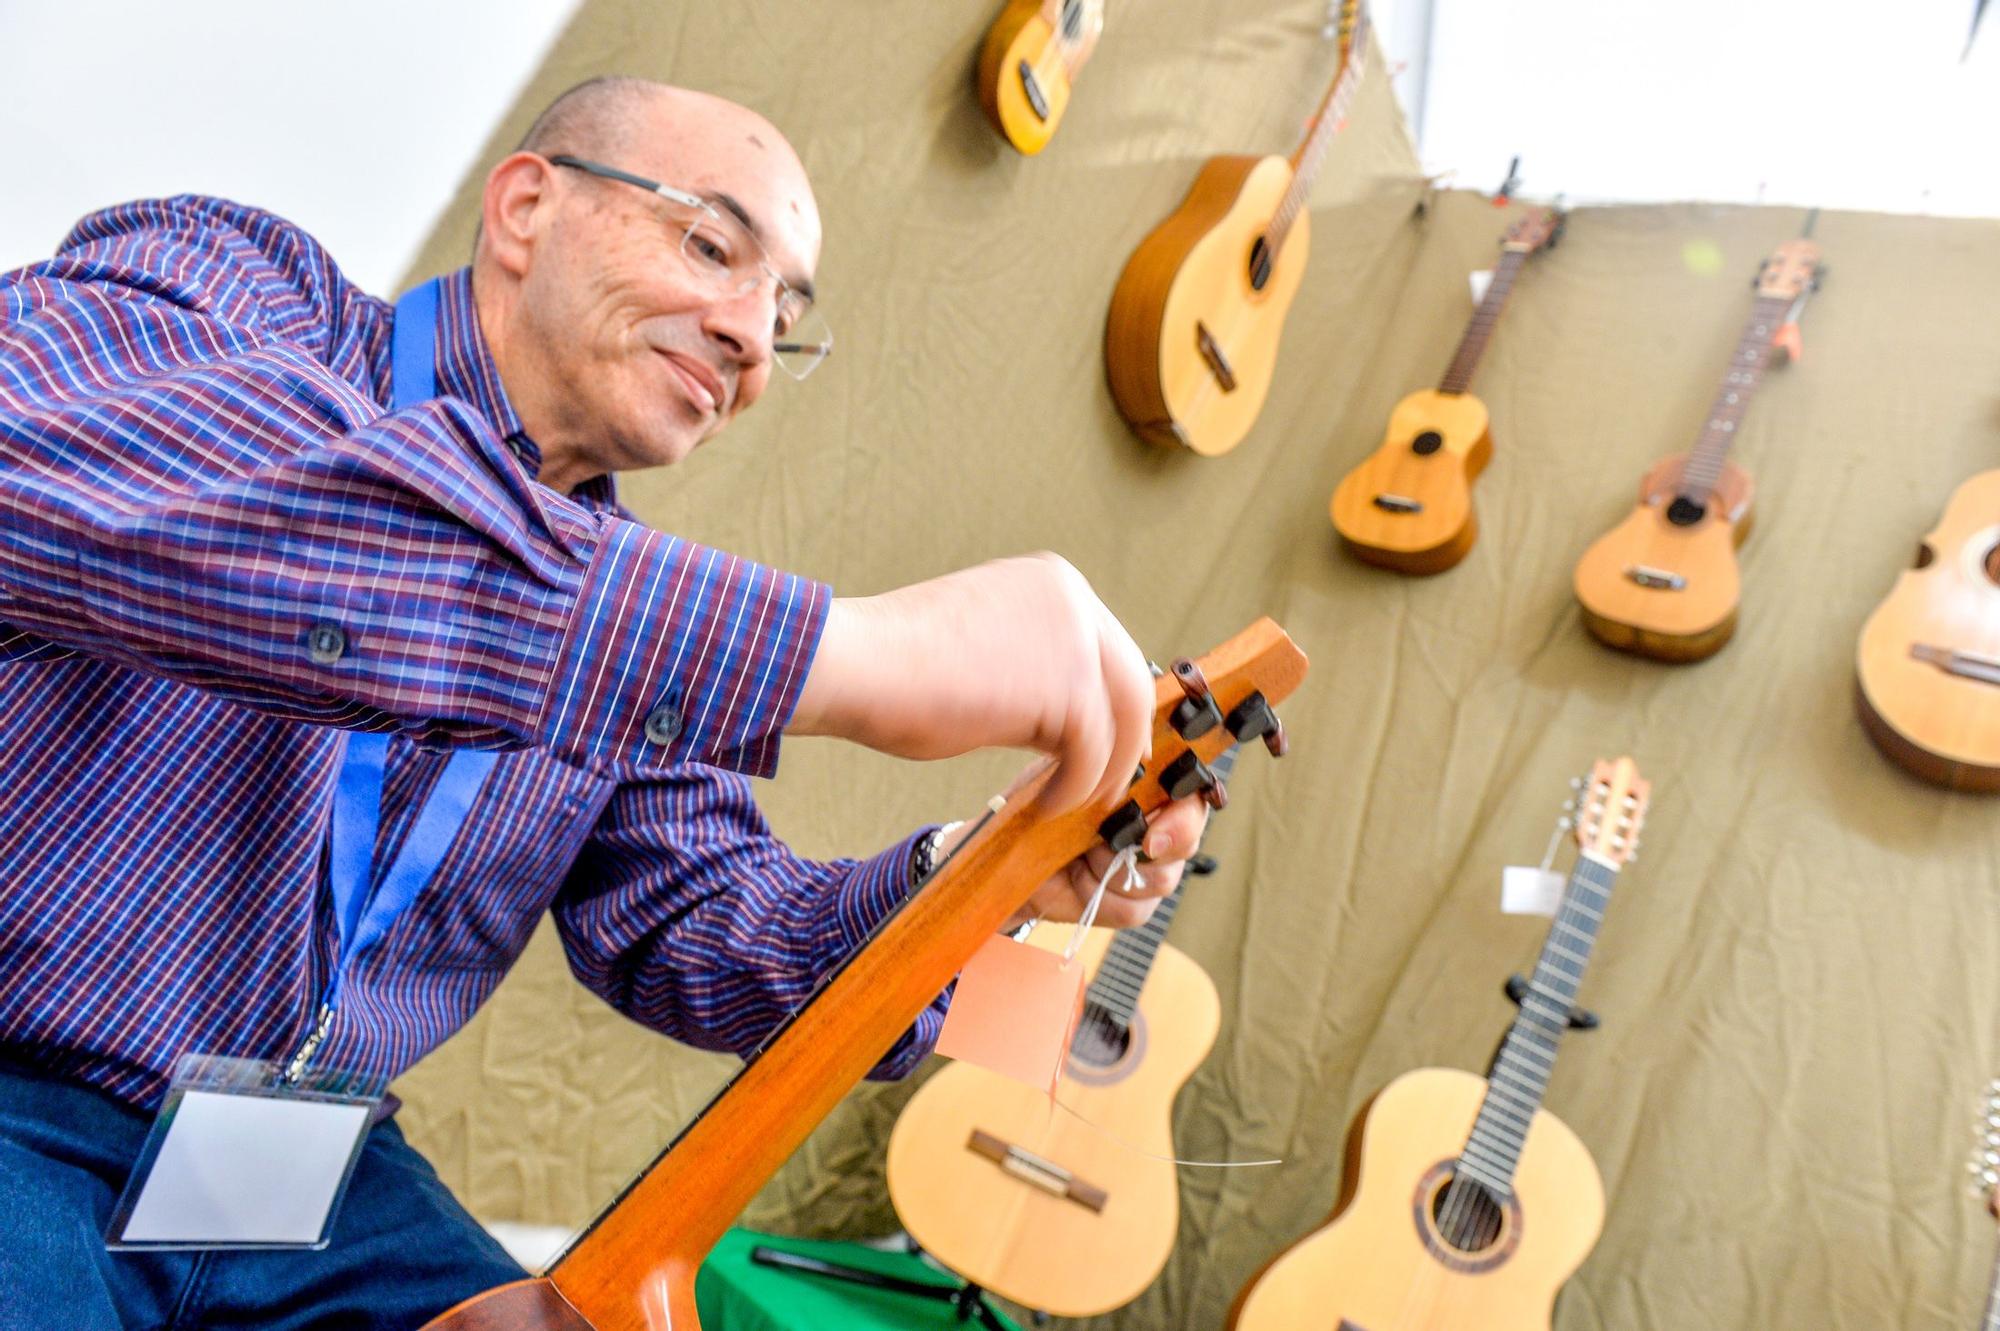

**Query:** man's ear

left=480, top=152, right=556, bottom=280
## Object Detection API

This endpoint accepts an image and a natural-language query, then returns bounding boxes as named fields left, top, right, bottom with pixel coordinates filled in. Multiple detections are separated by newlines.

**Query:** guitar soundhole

left=1982, top=541, right=1999, bottom=585
left=1665, top=495, right=1707, bottom=527
left=1067, top=1002, right=1138, bottom=1078
left=1411, top=1161, right=1522, bottom=1274
left=1411, top=430, right=1443, bottom=456
left=1248, top=237, right=1273, bottom=292
left=1430, top=1177, right=1505, bottom=1253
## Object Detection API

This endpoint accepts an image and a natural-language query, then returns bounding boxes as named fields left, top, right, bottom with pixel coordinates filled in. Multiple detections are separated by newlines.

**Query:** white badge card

left=106, top=1054, right=379, bottom=1251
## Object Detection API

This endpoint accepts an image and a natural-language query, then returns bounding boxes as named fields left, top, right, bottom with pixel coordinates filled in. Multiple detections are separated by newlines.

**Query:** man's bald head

left=471, top=79, right=823, bottom=492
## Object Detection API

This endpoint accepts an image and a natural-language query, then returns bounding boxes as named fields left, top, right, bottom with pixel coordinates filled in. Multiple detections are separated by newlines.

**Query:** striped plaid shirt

left=0, top=195, right=942, bottom=1110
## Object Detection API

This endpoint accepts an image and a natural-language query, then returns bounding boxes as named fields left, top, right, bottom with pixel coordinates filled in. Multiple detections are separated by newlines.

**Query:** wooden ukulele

left=1331, top=207, right=1566, bottom=574
left=420, top=623, right=1306, bottom=1331
left=1104, top=0, right=1370, bottom=457
left=1572, top=235, right=1824, bottom=661
left=884, top=747, right=1236, bottom=1318
left=976, top=0, right=1105, bottom=156
left=1855, top=470, right=2000, bottom=791
left=1229, top=758, right=1650, bottom=1331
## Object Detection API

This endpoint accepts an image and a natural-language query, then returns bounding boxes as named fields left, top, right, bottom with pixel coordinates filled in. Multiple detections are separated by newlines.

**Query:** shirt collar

left=430, top=268, right=619, bottom=515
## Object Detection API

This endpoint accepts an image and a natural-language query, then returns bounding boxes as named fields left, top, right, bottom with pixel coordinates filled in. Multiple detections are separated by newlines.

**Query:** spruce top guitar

left=420, top=622, right=1306, bottom=1331
left=1104, top=0, right=1371, bottom=457
left=884, top=747, right=1236, bottom=1318
left=1331, top=207, right=1566, bottom=574
left=1573, top=233, right=1824, bottom=661
left=1229, top=757, right=1649, bottom=1331
left=976, top=0, right=1105, bottom=156
left=1855, top=469, right=2000, bottom=791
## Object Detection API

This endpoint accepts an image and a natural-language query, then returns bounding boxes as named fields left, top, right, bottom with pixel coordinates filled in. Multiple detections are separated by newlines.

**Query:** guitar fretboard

left=1456, top=853, right=1619, bottom=1196
left=1676, top=293, right=1795, bottom=505
left=1437, top=249, right=1530, bottom=395
left=1267, top=6, right=1371, bottom=264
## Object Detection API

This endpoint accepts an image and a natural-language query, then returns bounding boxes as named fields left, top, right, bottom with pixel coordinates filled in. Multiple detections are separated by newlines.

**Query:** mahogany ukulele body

left=1229, top=1068, right=1604, bottom=1331
left=886, top=929, right=1219, bottom=1317
left=1105, top=154, right=1311, bottom=457
left=1856, top=469, right=2000, bottom=790
left=1331, top=390, right=1493, bottom=574
left=1573, top=453, right=1756, bottom=662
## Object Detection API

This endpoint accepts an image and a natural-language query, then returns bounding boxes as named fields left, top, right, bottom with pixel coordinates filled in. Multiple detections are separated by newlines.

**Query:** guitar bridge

left=967, top=1129, right=1108, bottom=1212
left=1911, top=643, right=2000, bottom=687
left=1624, top=565, right=1687, bottom=591
left=1017, top=61, right=1050, bottom=122
left=1196, top=322, right=1238, bottom=392
left=1372, top=494, right=1423, bottom=514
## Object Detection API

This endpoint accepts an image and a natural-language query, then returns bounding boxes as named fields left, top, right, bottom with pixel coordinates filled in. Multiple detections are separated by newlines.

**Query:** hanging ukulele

left=1331, top=206, right=1565, bottom=573
left=1854, top=469, right=2000, bottom=791
left=884, top=746, right=1237, bottom=1319
left=420, top=621, right=1307, bottom=1331
left=1104, top=0, right=1370, bottom=457
left=1572, top=226, right=1824, bottom=661
left=1229, top=758, right=1648, bottom=1331
left=976, top=0, right=1105, bottom=155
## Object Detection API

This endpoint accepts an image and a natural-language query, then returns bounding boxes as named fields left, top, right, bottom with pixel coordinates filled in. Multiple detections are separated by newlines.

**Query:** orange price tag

left=935, top=933, right=1087, bottom=1097
left=1772, top=321, right=1803, bottom=363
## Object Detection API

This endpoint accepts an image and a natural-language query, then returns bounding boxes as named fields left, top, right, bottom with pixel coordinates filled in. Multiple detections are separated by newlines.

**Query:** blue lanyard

left=317, top=279, right=496, bottom=1019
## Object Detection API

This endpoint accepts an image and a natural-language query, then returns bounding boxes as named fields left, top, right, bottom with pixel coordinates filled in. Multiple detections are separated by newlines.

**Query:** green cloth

left=697, top=1228, right=1024, bottom=1331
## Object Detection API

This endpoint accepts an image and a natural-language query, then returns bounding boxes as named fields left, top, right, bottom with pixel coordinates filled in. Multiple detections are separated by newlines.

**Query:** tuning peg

left=1160, top=750, right=1228, bottom=811
left=1097, top=801, right=1147, bottom=853
left=1168, top=658, right=1222, bottom=740
left=1225, top=690, right=1287, bottom=758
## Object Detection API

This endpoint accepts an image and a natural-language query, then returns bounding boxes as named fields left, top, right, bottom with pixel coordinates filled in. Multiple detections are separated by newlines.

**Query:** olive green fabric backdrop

left=391, top=3, right=2000, bottom=1326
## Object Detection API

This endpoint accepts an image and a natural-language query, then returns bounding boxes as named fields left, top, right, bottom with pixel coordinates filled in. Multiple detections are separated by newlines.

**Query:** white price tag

left=1501, top=865, right=1566, bottom=917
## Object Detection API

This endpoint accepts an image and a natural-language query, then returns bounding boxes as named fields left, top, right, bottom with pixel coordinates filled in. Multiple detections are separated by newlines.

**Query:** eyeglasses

left=549, top=154, right=832, bottom=381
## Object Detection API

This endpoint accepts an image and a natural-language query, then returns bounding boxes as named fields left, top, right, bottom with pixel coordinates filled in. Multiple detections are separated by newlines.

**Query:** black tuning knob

left=1168, top=657, right=1222, bottom=739
left=1225, top=690, right=1287, bottom=758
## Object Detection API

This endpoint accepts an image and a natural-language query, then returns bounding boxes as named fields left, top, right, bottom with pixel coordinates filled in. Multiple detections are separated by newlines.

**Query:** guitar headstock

left=1754, top=238, right=1823, bottom=301
left=1091, top=619, right=1308, bottom=853
left=1324, top=0, right=1371, bottom=70
left=1572, top=757, right=1651, bottom=868
left=1502, top=206, right=1567, bottom=256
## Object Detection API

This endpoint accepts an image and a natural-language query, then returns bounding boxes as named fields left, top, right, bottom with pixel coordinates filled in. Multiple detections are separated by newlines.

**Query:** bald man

left=0, top=78, right=1205, bottom=1325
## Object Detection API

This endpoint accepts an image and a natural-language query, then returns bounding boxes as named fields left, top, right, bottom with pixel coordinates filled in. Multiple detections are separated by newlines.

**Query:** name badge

left=105, top=1053, right=379, bottom=1250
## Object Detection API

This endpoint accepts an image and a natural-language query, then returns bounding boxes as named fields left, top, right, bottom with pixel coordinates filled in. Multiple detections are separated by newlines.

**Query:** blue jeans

left=0, top=1060, right=526, bottom=1330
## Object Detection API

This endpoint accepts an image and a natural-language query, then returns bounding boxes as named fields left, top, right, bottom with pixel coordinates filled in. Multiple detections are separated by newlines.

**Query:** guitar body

left=977, top=0, right=1100, bottom=155
left=1573, top=454, right=1755, bottom=662
left=1855, top=469, right=2000, bottom=791
left=1229, top=1068, right=1604, bottom=1331
left=887, top=929, right=1220, bottom=1316
left=1105, top=154, right=1310, bottom=457
left=1331, top=390, right=1493, bottom=574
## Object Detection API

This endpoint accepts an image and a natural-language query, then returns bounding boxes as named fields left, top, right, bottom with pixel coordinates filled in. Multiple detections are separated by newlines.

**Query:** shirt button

left=306, top=621, right=347, bottom=665
left=643, top=703, right=683, bottom=747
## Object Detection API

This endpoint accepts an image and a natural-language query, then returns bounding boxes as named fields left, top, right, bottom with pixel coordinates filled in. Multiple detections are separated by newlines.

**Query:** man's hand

left=789, top=553, right=1154, bottom=815
left=945, top=793, right=1210, bottom=935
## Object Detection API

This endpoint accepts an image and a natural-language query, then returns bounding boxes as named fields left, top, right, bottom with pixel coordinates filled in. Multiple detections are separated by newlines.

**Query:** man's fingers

left=1141, top=794, right=1208, bottom=860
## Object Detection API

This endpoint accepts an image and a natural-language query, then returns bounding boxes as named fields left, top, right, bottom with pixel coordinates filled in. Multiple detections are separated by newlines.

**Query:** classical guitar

left=1572, top=234, right=1824, bottom=661
left=976, top=0, right=1105, bottom=156
left=1104, top=0, right=1370, bottom=456
left=1330, top=207, right=1566, bottom=574
left=1229, top=757, right=1649, bottom=1331
left=420, top=624, right=1306, bottom=1331
left=1855, top=469, right=2000, bottom=791
left=884, top=746, right=1236, bottom=1318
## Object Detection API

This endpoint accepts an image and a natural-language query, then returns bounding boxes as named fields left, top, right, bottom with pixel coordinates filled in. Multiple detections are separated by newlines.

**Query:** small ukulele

left=1104, top=0, right=1370, bottom=457
left=1331, top=207, right=1565, bottom=574
left=420, top=624, right=1306, bottom=1331
left=976, top=0, right=1105, bottom=156
left=1572, top=233, right=1824, bottom=661
left=885, top=748, right=1235, bottom=1318
left=1229, top=758, right=1649, bottom=1331
left=1855, top=470, right=2000, bottom=791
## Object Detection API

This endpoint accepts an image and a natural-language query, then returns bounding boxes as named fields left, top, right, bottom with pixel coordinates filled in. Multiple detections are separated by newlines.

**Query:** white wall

left=1413, top=0, right=2000, bottom=215
left=0, top=0, right=581, bottom=294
